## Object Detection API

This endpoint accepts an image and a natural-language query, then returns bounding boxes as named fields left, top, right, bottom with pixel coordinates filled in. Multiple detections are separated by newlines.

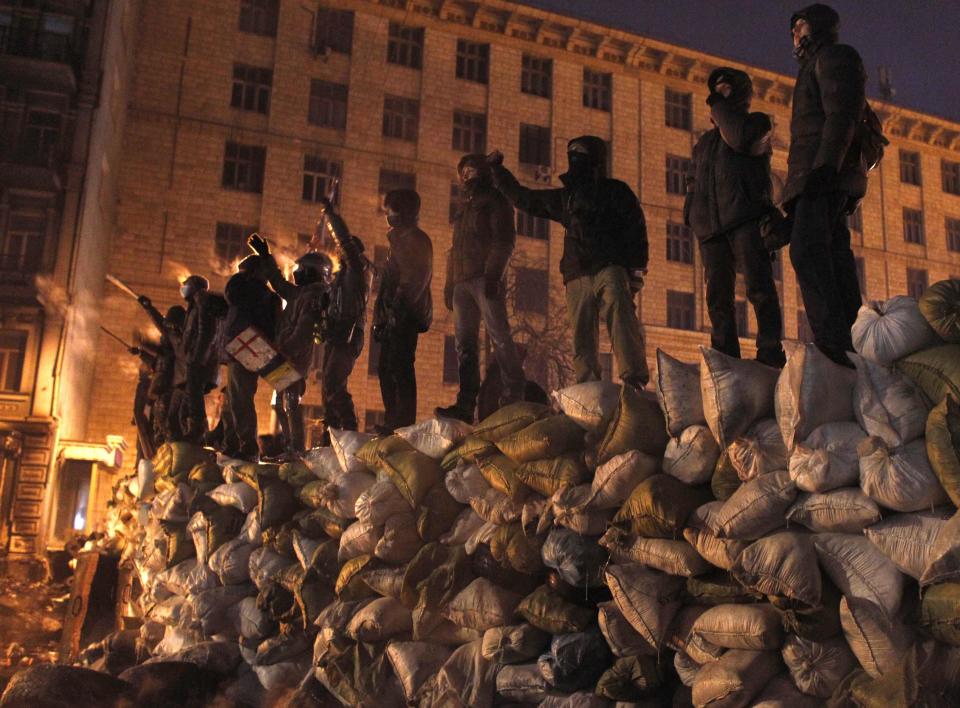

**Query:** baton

left=100, top=326, right=133, bottom=350
left=106, top=274, right=139, bottom=300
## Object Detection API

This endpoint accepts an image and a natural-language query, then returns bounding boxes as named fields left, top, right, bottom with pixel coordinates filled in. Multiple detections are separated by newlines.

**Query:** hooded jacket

left=374, top=224, right=433, bottom=332
left=445, top=180, right=516, bottom=289
left=783, top=3, right=867, bottom=205
left=224, top=266, right=282, bottom=363
left=492, top=136, right=647, bottom=284
left=685, top=68, right=775, bottom=240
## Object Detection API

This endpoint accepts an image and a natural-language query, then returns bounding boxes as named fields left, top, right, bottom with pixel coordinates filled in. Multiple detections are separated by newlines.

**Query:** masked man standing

left=489, top=137, right=649, bottom=389
left=686, top=68, right=786, bottom=368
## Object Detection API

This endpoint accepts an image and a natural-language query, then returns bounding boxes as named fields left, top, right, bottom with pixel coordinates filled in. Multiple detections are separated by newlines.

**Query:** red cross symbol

left=232, top=330, right=263, bottom=357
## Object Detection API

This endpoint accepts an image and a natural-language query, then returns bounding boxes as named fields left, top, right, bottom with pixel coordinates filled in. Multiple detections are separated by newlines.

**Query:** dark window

left=599, top=352, right=613, bottom=382
left=665, top=88, right=692, bottom=130
left=238, top=0, right=278, bottom=37
left=364, top=409, right=385, bottom=432
left=452, top=110, right=486, bottom=153
left=797, top=310, right=813, bottom=342
left=20, top=110, right=61, bottom=165
left=947, top=217, right=960, bottom=253
left=514, top=267, right=549, bottom=315
left=517, top=210, right=549, bottom=240
left=367, top=332, right=381, bottom=376
left=456, top=40, right=489, bottom=83
left=443, top=335, right=459, bottom=384
left=583, top=68, right=612, bottom=111
left=855, top=256, right=866, bottom=297
left=0, top=330, right=26, bottom=392
left=521, top=55, right=552, bottom=98
left=387, top=23, right=424, bottom=69
left=0, top=212, right=46, bottom=273
left=231, top=64, right=272, bottom=114
left=903, top=207, right=924, bottom=245
left=519, top=124, right=551, bottom=166
left=378, top=168, right=416, bottom=197
left=449, top=182, right=461, bottom=223
left=848, top=206, right=863, bottom=233
left=215, top=221, right=258, bottom=263
left=666, top=222, right=693, bottom=264
left=302, top=154, right=342, bottom=203
left=308, top=79, right=348, bottom=129
left=735, top=300, right=749, bottom=337
left=221, top=142, right=265, bottom=192
left=900, top=150, right=921, bottom=185
left=666, top=290, right=695, bottom=330
left=666, top=154, right=691, bottom=195
left=382, top=95, right=419, bottom=141
left=907, top=267, right=928, bottom=300
left=942, top=159, right=960, bottom=196
left=314, top=7, right=353, bottom=54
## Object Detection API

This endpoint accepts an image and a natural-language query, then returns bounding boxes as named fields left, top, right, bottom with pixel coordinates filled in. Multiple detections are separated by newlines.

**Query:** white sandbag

left=839, top=596, right=915, bottom=679
left=691, top=649, right=781, bottom=708
left=443, top=578, right=523, bottom=632
left=374, top=511, right=420, bottom=564
left=148, top=595, right=193, bottom=627
left=864, top=510, right=952, bottom=580
left=728, top=418, right=788, bottom=482
left=551, top=499, right=613, bottom=536
left=208, top=537, right=255, bottom=585
left=813, top=533, right=904, bottom=618
left=788, top=422, right=866, bottom=492
left=252, top=655, right=312, bottom=692
left=137, top=458, right=155, bottom=500
left=656, top=349, right=706, bottom=436
left=338, top=520, right=380, bottom=563
left=588, top=449, right=660, bottom=509
left=700, top=347, right=780, bottom=448
left=155, top=558, right=217, bottom=598
left=386, top=641, right=454, bottom=703
left=920, top=510, right=960, bottom=586
left=354, top=480, right=409, bottom=525
left=597, top=601, right=655, bottom=658
left=441, top=508, right=486, bottom=546
left=781, top=634, right=858, bottom=698
left=157, top=483, right=195, bottom=523
left=445, top=463, right=490, bottom=504
left=346, top=597, right=412, bottom=641
left=317, top=471, right=377, bottom=519
left=711, top=470, right=796, bottom=540
left=301, top=446, right=341, bottom=480
left=732, top=532, right=821, bottom=607
left=469, top=487, right=522, bottom=525
left=551, top=380, right=621, bottom=432
left=207, top=482, right=258, bottom=513
left=786, top=488, right=882, bottom=534
left=852, top=353, right=929, bottom=448
left=683, top=502, right=750, bottom=571
left=396, top=417, right=473, bottom=459
left=664, top=425, right=720, bottom=485
left=851, top=295, right=941, bottom=366
left=330, top=428, right=375, bottom=474
left=689, top=604, right=784, bottom=651
left=775, top=343, right=857, bottom=450
left=858, top=437, right=949, bottom=512
left=605, top=563, right=683, bottom=651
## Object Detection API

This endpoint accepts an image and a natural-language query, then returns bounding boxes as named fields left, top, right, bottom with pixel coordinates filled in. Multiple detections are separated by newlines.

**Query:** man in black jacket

left=784, top=3, right=867, bottom=366
left=686, top=68, right=786, bottom=368
left=436, top=154, right=525, bottom=424
left=490, top=136, right=649, bottom=389
left=372, top=189, right=433, bottom=433
left=134, top=296, right=185, bottom=445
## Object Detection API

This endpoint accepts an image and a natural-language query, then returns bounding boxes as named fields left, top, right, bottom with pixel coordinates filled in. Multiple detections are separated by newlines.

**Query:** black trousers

left=788, top=192, right=862, bottom=357
left=222, top=361, right=259, bottom=458
left=378, top=322, right=419, bottom=431
left=700, top=221, right=785, bottom=366
left=274, top=378, right=306, bottom=454
left=320, top=332, right=363, bottom=431
left=132, top=377, right=155, bottom=462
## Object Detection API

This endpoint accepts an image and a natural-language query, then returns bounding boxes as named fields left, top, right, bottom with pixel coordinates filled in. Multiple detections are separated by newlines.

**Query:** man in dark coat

left=128, top=339, right=159, bottom=463
left=436, top=154, right=525, bottom=424
left=685, top=67, right=786, bottom=368
left=135, top=297, right=185, bottom=445
left=489, top=136, right=649, bottom=389
left=784, top=3, right=867, bottom=366
left=372, top=189, right=433, bottom=433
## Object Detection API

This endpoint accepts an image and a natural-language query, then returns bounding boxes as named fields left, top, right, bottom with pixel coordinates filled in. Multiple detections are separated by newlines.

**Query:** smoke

left=164, top=259, right=193, bottom=285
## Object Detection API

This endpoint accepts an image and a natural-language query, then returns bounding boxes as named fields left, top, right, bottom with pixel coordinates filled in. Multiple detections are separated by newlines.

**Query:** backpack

left=858, top=101, right=889, bottom=172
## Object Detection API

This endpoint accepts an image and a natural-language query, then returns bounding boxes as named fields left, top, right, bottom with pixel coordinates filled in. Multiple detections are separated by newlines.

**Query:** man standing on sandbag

left=436, top=154, right=526, bottom=424
left=488, top=137, right=649, bottom=389
left=133, top=296, right=185, bottom=446
left=784, top=4, right=869, bottom=367
left=371, top=189, right=433, bottom=434
left=685, top=68, right=786, bottom=368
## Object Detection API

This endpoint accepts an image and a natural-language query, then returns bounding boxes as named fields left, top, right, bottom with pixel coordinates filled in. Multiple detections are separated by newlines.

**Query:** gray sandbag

left=689, top=603, right=784, bottom=651
left=605, top=563, right=684, bottom=651
left=444, top=578, right=523, bottom=632
left=481, top=623, right=550, bottom=664
left=858, top=436, right=949, bottom=512
left=683, top=502, right=750, bottom=572
left=541, top=527, right=608, bottom=587
left=786, top=488, right=882, bottom=534
left=595, top=655, right=664, bottom=702
left=597, top=601, right=656, bottom=658
left=588, top=449, right=661, bottom=509
left=238, top=596, right=275, bottom=641
left=537, top=630, right=613, bottom=693
left=789, top=421, right=866, bottom=492
left=851, top=295, right=941, bottom=366
left=386, top=641, right=454, bottom=704
left=732, top=532, right=821, bottom=608
left=727, top=418, right=788, bottom=482
left=0, top=665, right=135, bottom=708
left=864, top=509, right=952, bottom=580
left=346, top=596, right=413, bottom=642
left=495, top=662, right=549, bottom=704
left=781, top=634, right=858, bottom=698
left=691, top=649, right=781, bottom=708
left=656, top=348, right=706, bottom=436
left=675, top=651, right=702, bottom=687
left=664, top=425, right=720, bottom=485
left=814, top=532, right=904, bottom=618
left=711, top=469, right=796, bottom=540
left=552, top=380, right=622, bottom=432
left=540, top=691, right=615, bottom=708
left=416, top=639, right=496, bottom=708
left=208, top=537, right=254, bottom=585
left=701, top=346, right=780, bottom=448
left=851, top=353, right=929, bottom=447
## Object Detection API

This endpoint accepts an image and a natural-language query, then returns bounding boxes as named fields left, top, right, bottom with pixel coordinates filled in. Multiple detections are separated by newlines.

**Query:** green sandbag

left=335, top=554, right=377, bottom=601
left=920, top=582, right=960, bottom=645
left=417, top=483, right=462, bottom=542
left=204, top=505, right=245, bottom=556
left=188, top=460, right=223, bottom=485
left=152, top=442, right=215, bottom=480
left=614, top=474, right=712, bottom=538
left=516, top=585, right=595, bottom=634
left=896, top=344, right=960, bottom=405
left=516, top=454, right=589, bottom=497
left=473, top=401, right=553, bottom=442
left=596, top=386, right=670, bottom=464
left=477, top=452, right=526, bottom=500
left=926, top=395, right=960, bottom=507
left=278, top=460, right=314, bottom=487
left=496, top=415, right=585, bottom=464
left=711, top=449, right=742, bottom=501
left=595, top=655, right=664, bottom=701
left=162, top=521, right=194, bottom=567
left=489, top=522, right=545, bottom=576
left=441, top=435, right=497, bottom=471
left=377, top=449, right=443, bottom=508
left=356, top=435, right=415, bottom=471
left=257, top=476, right=298, bottom=529
left=919, top=278, right=960, bottom=342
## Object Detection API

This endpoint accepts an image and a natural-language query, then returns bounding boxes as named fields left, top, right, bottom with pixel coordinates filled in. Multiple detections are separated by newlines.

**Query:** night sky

left=524, top=0, right=960, bottom=123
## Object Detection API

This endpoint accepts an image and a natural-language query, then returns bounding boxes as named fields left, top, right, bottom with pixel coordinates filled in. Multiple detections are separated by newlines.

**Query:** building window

left=238, top=0, right=278, bottom=37
left=735, top=300, right=749, bottom=337
left=903, top=207, right=924, bottom=245
left=666, top=290, right=695, bottom=330
left=514, top=267, right=549, bottom=315
left=302, top=155, right=342, bottom=204
left=521, top=55, right=552, bottom=98
left=221, top=142, right=265, bottom=192
left=215, top=221, right=258, bottom=263
left=519, top=124, right=551, bottom=166
left=313, top=7, right=354, bottom=54
left=449, top=182, right=461, bottom=223
left=443, top=335, right=459, bottom=385
left=21, top=110, right=61, bottom=165
left=848, top=206, right=863, bottom=233
left=231, top=64, right=272, bottom=114
left=0, top=212, right=46, bottom=274
left=942, top=159, right=960, bottom=196
left=456, top=40, right=489, bottom=84
left=855, top=256, right=866, bottom=297
left=666, top=154, right=691, bottom=195
left=378, top=169, right=416, bottom=198
left=665, top=88, right=692, bottom=130
left=364, top=409, right=385, bottom=432
left=797, top=310, right=813, bottom=342
left=583, top=68, right=612, bottom=111
left=899, top=150, right=921, bottom=185
left=666, top=222, right=693, bottom=264
left=907, top=268, right=928, bottom=300
left=452, top=111, right=486, bottom=153
left=308, top=79, right=348, bottom=129
left=382, top=95, right=419, bottom=141
left=0, top=330, right=26, bottom=392
left=947, top=217, right=960, bottom=253
left=517, top=210, right=549, bottom=240
left=387, top=23, right=424, bottom=69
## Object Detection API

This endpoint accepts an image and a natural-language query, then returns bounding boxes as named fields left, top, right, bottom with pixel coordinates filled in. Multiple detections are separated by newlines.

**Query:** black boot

left=435, top=403, right=475, bottom=425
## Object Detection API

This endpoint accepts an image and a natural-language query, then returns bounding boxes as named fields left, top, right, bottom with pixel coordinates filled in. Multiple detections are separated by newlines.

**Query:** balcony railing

left=0, top=24, right=79, bottom=67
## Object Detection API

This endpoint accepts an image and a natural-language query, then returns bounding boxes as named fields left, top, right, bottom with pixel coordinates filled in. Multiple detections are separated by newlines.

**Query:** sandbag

left=480, top=623, right=550, bottom=664
left=781, top=634, right=858, bottom=698
left=516, top=585, right=595, bottom=635
left=495, top=663, right=549, bottom=704
left=683, top=502, right=750, bottom=571
left=208, top=537, right=254, bottom=585
left=656, top=349, right=706, bottom=436
left=386, top=641, right=453, bottom=704
left=496, top=414, right=585, bottom=464
left=278, top=460, right=313, bottom=488
left=476, top=452, right=526, bottom=499
left=396, top=416, right=473, bottom=459
left=541, top=527, right=607, bottom=587
left=552, top=380, right=621, bottom=432
left=605, top=564, right=684, bottom=651
left=852, top=353, right=929, bottom=448
left=786, top=488, right=882, bottom=534
left=597, top=601, right=654, bottom=658
left=772, top=576, right=843, bottom=642
left=539, top=691, right=613, bottom=708
left=338, top=520, right=380, bottom=563
left=897, top=344, right=960, bottom=405
left=727, top=418, right=788, bottom=482
left=775, top=342, right=857, bottom=450
left=733, top=532, right=821, bottom=608
left=445, top=462, right=490, bottom=504
left=691, top=649, right=781, bottom=708
left=443, top=578, right=522, bottom=632
left=789, top=422, right=866, bottom=492
left=441, top=508, right=486, bottom=546
left=346, top=597, right=412, bottom=641
left=538, top=631, right=613, bottom=693
left=417, top=482, right=461, bottom=543
left=814, top=533, right=904, bottom=618
left=700, top=347, right=780, bottom=448
left=858, top=436, right=948, bottom=512
left=516, top=454, right=588, bottom=497
left=919, top=582, right=960, bottom=645
left=0, top=664, right=135, bottom=707
left=927, top=395, right=960, bottom=507
left=487, top=522, right=544, bottom=576
left=852, top=295, right=941, bottom=365
left=375, top=511, right=420, bottom=564
left=330, top=428, right=375, bottom=473
left=469, top=487, right=522, bottom=525
left=751, top=673, right=822, bottom=708
left=207, top=482, right=258, bottom=513
left=602, top=530, right=710, bottom=577
left=354, top=479, right=409, bottom=525
left=473, top=401, right=552, bottom=442
left=248, top=547, right=296, bottom=591
left=615, top=474, right=712, bottom=538
left=441, top=435, right=497, bottom=471
left=919, top=278, right=960, bottom=341
left=299, top=470, right=375, bottom=519
left=711, top=469, right=796, bottom=540
left=921, top=511, right=960, bottom=586
left=664, top=425, right=721, bottom=485
left=675, top=651, right=702, bottom=687
left=155, top=558, right=216, bottom=598
left=417, top=639, right=496, bottom=708
left=238, top=596, right=275, bottom=641
left=377, top=449, right=444, bottom=509
left=689, top=604, right=784, bottom=651
left=839, top=596, right=914, bottom=679
left=596, top=385, right=670, bottom=463
left=864, top=510, right=952, bottom=580
left=301, top=446, right=341, bottom=480
left=153, top=441, right=215, bottom=480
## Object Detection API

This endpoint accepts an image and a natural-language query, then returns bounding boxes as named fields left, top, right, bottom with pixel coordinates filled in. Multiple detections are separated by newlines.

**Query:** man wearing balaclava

left=685, top=67, right=786, bottom=368
left=436, top=154, right=525, bottom=424
left=488, top=136, right=649, bottom=389
left=784, top=3, right=867, bottom=367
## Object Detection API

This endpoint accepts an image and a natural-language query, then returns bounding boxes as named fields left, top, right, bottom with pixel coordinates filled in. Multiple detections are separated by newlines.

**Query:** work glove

left=247, top=233, right=271, bottom=257
left=137, top=295, right=151, bottom=308
left=628, top=269, right=646, bottom=294
left=484, top=277, right=503, bottom=301
left=444, top=284, right=454, bottom=311
left=803, top=164, right=838, bottom=196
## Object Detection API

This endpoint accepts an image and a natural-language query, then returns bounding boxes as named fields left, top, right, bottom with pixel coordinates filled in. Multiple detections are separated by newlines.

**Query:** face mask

left=179, top=285, right=191, bottom=300
left=566, top=153, right=593, bottom=179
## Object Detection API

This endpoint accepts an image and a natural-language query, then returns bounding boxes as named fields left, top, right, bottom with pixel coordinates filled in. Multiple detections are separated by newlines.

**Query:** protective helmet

left=293, top=252, right=333, bottom=286
left=179, top=275, right=209, bottom=300
left=237, top=254, right=262, bottom=274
